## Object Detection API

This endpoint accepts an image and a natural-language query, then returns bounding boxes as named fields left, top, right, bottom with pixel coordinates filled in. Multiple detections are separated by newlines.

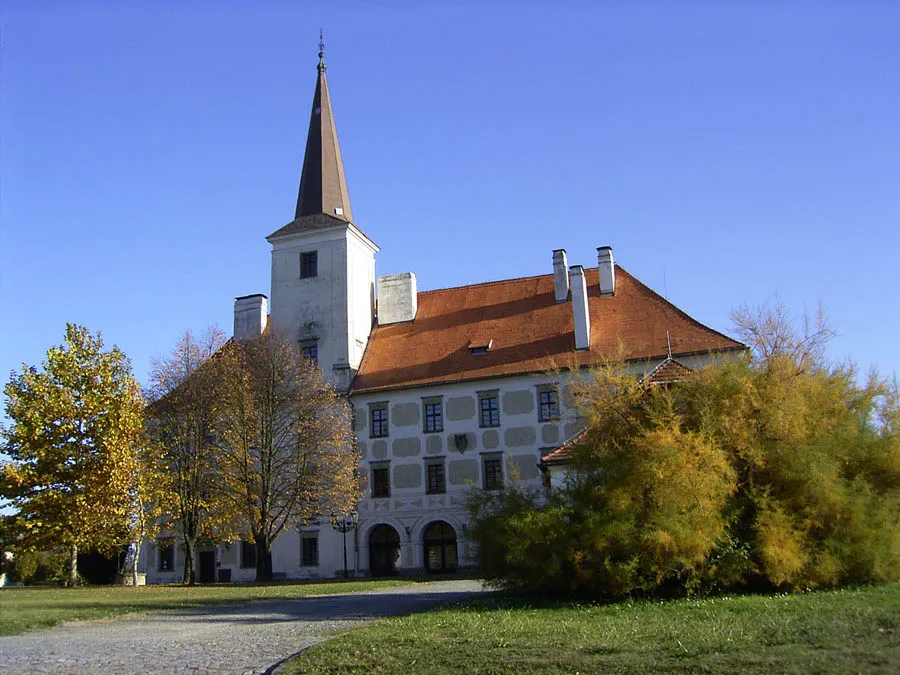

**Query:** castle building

left=144, top=46, right=742, bottom=583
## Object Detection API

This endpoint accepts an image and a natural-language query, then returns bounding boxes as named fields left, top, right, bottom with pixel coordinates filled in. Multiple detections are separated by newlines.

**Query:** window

left=300, top=251, right=318, bottom=278
left=539, top=389, right=560, bottom=422
left=479, top=392, right=500, bottom=428
left=370, top=403, right=388, bottom=438
left=301, top=341, right=318, bottom=363
left=158, top=540, right=174, bottom=571
left=240, top=540, right=257, bottom=569
left=423, top=398, right=443, bottom=433
left=372, top=464, right=390, bottom=498
left=426, top=460, right=446, bottom=494
left=301, top=534, right=318, bottom=567
left=483, top=455, right=504, bottom=490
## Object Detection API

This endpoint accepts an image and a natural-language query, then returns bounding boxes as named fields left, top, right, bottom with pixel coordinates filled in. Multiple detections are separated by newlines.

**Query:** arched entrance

left=368, top=524, right=401, bottom=576
left=423, top=521, right=458, bottom=573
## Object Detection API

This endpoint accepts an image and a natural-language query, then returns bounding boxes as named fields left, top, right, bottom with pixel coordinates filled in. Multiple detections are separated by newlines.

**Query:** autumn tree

left=145, top=327, right=236, bottom=585
left=215, top=330, right=359, bottom=582
left=0, top=324, right=144, bottom=587
left=468, top=304, right=900, bottom=597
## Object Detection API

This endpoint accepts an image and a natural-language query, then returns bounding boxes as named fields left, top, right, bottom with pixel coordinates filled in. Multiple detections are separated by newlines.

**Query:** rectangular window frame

left=300, top=251, right=318, bottom=279
left=240, top=540, right=257, bottom=569
left=425, top=458, right=446, bottom=495
left=157, top=539, right=174, bottom=572
left=482, top=453, right=504, bottom=491
left=369, top=402, right=389, bottom=439
left=478, top=390, right=500, bottom=428
left=538, top=386, right=560, bottom=422
left=423, top=396, right=443, bottom=434
left=300, top=340, right=318, bottom=364
left=300, top=533, right=319, bottom=567
left=371, top=462, right=391, bottom=499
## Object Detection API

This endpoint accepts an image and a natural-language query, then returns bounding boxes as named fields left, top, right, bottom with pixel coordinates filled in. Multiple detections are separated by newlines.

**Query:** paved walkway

left=0, top=579, right=488, bottom=674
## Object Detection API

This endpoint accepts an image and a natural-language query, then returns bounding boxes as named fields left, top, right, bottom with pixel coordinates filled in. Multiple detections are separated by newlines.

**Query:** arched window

left=368, top=524, right=401, bottom=576
left=423, top=521, right=458, bottom=573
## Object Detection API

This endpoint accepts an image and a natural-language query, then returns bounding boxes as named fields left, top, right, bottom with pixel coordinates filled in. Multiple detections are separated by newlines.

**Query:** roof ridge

left=417, top=271, right=555, bottom=296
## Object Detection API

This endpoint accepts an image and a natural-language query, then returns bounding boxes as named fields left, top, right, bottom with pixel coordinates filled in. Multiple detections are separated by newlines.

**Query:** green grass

left=287, top=583, right=900, bottom=674
left=0, top=577, right=416, bottom=636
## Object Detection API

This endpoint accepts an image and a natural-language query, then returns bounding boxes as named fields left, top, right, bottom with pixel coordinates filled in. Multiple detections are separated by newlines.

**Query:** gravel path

left=0, top=579, right=488, bottom=674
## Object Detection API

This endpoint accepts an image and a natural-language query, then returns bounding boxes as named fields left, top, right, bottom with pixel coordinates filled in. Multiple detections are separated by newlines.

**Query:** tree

left=468, top=304, right=900, bottom=597
left=1, top=324, right=144, bottom=586
left=216, top=330, right=359, bottom=582
left=145, top=327, right=235, bottom=585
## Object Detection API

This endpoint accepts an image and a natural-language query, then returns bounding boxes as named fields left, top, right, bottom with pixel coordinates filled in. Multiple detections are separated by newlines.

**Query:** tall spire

left=294, top=32, right=354, bottom=223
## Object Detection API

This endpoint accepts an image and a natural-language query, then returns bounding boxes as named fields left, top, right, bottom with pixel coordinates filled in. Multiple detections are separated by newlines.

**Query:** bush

left=468, top=305, right=900, bottom=597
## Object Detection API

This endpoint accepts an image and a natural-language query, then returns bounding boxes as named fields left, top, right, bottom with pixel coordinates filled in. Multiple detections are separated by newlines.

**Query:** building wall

left=268, top=224, right=376, bottom=390
left=350, top=371, right=588, bottom=574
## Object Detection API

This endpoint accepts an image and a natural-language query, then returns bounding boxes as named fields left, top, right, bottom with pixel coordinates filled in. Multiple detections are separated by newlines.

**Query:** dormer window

left=300, top=251, right=318, bottom=279
left=468, top=339, right=492, bottom=356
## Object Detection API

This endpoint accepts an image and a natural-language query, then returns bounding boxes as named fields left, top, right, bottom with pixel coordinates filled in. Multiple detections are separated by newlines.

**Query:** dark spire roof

left=294, top=35, right=353, bottom=223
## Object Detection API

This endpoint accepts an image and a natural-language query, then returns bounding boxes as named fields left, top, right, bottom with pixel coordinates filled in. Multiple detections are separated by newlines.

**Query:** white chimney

left=598, top=246, right=615, bottom=296
left=569, top=265, right=591, bottom=350
left=552, top=249, right=569, bottom=303
left=234, top=294, right=268, bottom=342
left=377, top=272, right=418, bottom=325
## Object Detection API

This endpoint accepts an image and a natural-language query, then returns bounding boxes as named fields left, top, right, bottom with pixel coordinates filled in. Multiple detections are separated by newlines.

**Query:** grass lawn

left=287, top=582, right=900, bottom=674
left=0, top=577, right=417, bottom=636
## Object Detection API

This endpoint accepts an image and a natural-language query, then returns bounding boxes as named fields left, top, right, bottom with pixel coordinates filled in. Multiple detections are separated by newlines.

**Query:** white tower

left=266, top=41, right=378, bottom=391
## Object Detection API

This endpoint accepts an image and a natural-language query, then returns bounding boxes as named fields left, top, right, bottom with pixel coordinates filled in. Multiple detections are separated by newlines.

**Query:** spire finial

left=317, top=29, right=326, bottom=72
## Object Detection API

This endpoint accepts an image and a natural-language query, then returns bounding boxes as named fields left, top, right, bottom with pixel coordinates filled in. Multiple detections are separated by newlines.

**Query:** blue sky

left=2, top=1, right=898, bottom=399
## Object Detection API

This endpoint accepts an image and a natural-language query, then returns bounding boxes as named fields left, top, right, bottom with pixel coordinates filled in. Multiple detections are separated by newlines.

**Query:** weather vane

left=318, top=29, right=326, bottom=72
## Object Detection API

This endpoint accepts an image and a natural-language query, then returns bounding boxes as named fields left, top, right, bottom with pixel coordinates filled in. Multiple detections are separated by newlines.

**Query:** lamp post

left=331, top=512, right=358, bottom=578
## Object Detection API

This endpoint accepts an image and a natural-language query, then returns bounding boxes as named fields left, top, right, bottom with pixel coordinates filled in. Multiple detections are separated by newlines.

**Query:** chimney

left=597, top=246, right=615, bottom=295
left=552, top=249, right=569, bottom=302
left=377, top=273, right=418, bottom=325
left=569, top=265, right=591, bottom=350
left=234, top=294, right=268, bottom=342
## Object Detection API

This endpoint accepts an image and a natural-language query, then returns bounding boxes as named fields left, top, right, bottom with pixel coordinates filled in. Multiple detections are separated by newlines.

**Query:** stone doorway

left=423, top=521, right=458, bottom=573
left=368, top=524, right=400, bottom=576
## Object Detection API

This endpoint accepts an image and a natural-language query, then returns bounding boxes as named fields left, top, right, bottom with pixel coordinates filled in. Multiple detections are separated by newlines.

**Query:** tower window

left=301, top=341, right=318, bottom=363
left=300, top=251, right=318, bottom=278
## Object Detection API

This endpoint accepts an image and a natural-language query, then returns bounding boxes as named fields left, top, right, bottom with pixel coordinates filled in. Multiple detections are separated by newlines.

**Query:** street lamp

left=330, top=512, right=358, bottom=578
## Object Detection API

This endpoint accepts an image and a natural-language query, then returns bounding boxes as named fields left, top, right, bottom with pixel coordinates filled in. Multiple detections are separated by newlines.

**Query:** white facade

left=268, top=221, right=378, bottom=391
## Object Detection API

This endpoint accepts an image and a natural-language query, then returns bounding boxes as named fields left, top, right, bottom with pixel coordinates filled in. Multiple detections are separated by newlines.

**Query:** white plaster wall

left=350, top=372, right=581, bottom=574
left=269, top=223, right=377, bottom=390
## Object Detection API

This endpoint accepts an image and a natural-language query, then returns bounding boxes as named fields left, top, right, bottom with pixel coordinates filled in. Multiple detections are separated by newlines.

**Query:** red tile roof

left=540, top=428, right=589, bottom=467
left=350, top=266, right=742, bottom=394
left=643, top=357, right=696, bottom=386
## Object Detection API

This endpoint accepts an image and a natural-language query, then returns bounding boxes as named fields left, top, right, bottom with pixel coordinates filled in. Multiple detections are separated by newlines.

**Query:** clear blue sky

left=2, top=1, right=898, bottom=399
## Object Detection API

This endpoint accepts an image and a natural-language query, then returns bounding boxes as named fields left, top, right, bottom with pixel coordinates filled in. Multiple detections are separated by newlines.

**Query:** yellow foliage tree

left=215, top=330, right=359, bottom=582
left=146, top=327, right=238, bottom=585
left=1, top=324, right=144, bottom=586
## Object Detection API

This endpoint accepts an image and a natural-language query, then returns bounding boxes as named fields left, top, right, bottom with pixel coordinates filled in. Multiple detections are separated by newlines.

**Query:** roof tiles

left=351, top=266, right=742, bottom=394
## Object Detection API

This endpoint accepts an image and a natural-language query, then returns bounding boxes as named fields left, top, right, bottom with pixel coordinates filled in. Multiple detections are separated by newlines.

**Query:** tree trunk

left=131, top=543, right=139, bottom=588
left=255, top=534, right=273, bottom=583
left=68, top=543, right=78, bottom=587
left=183, top=536, right=196, bottom=586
